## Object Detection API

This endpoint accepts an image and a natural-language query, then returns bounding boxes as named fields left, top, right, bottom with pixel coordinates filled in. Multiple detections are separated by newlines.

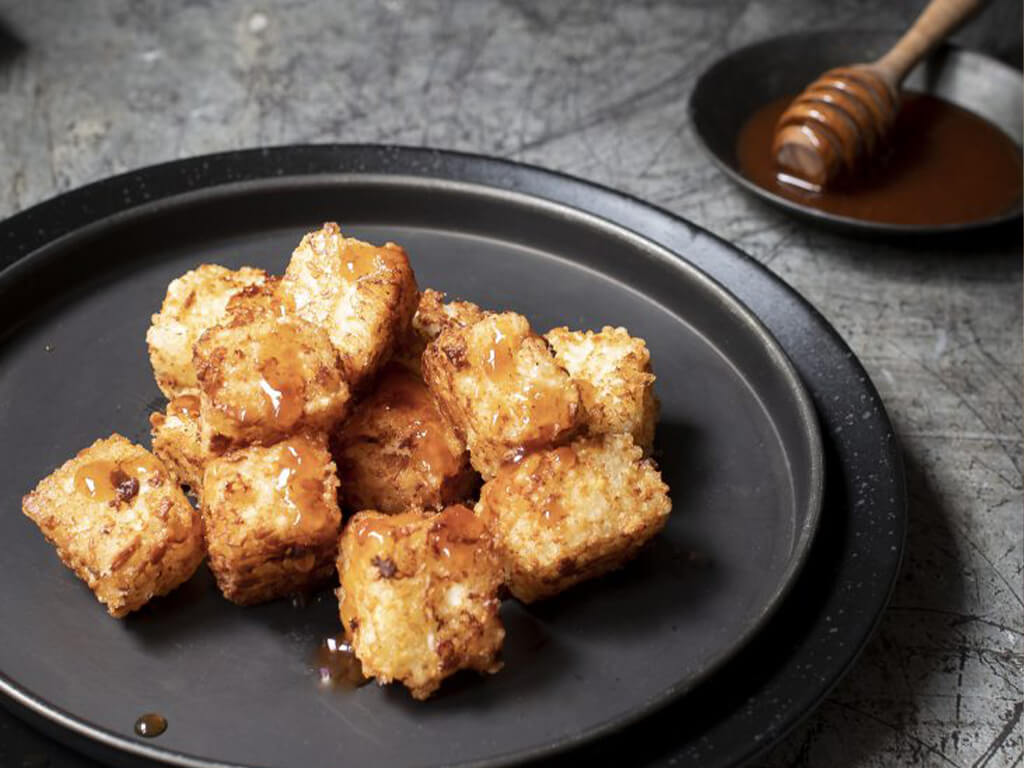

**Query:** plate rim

left=0, top=144, right=901, bottom=768
left=687, top=32, right=1023, bottom=236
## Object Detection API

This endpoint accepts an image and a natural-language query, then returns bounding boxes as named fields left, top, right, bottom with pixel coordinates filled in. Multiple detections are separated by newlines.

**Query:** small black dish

left=689, top=30, right=1023, bottom=236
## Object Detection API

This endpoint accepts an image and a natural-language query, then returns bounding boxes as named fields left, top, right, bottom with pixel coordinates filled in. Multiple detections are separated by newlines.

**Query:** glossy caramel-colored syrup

left=256, top=332, right=306, bottom=429
left=74, top=455, right=162, bottom=502
left=341, top=241, right=384, bottom=280
left=375, top=364, right=461, bottom=479
left=312, top=635, right=369, bottom=688
left=428, top=504, right=490, bottom=573
left=274, top=436, right=329, bottom=530
left=351, top=516, right=383, bottom=542
left=134, top=713, right=167, bottom=737
left=737, top=92, right=1023, bottom=226
left=74, top=460, right=122, bottom=502
left=482, top=324, right=516, bottom=377
left=168, top=394, right=200, bottom=420
left=477, top=317, right=576, bottom=442
left=126, top=454, right=164, bottom=477
left=489, top=444, right=577, bottom=525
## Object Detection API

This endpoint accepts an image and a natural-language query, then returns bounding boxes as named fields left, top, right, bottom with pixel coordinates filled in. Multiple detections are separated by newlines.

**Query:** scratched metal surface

left=0, top=2, right=1020, bottom=767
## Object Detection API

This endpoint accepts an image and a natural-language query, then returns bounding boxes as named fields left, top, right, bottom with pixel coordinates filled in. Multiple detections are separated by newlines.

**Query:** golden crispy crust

left=281, top=223, right=419, bottom=388
left=202, top=432, right=342, bottom=605
left=193, top=286, right=350, bottom=454
left=545, top=326, right=658, bottom=453
left=395, top=289, right=489, bottom=373
left=146, top=265, right=269, bottom=399
left=477, top=433, right=671, bottom=602
left=21, top=434, right=204, bottom=618
left=332, top=363, right=479, bottom=513
left=150, top=395, right=204, bottom=499
left=412, top=289, right=487, bottom=340
left=422, top=312, right=583, bottom=479
left=337, top=505, right=505, bottom=699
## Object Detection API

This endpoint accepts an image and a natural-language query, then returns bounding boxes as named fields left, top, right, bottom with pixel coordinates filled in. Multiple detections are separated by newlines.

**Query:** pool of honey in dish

left=736, top=91, right=1023, bottom=227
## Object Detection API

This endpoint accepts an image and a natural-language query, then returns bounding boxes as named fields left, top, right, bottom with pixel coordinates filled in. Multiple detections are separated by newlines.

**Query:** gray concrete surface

left=0, top=1, right=1020, bottom=766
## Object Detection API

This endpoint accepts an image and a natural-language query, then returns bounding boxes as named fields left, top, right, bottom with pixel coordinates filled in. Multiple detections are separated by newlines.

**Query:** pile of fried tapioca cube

left=22, top=222, right=671, bottom=699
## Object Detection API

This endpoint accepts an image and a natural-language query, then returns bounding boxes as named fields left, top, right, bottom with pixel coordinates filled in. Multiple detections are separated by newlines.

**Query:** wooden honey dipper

left=773, top=0, right=986, bottom=190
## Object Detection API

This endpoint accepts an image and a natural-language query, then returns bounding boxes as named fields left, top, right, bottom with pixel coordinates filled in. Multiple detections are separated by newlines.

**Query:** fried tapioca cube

left=146, top=264, right=270, bottom=399
left=477, top=433, right=671, bottom=603
left=281, top=223, right=419, bottom=388
left=331, top=363, right=478, bottom=513
left=150, top=394, right=204, bottom=498
left=545, top=326, right=658, bottom=454
left=337, top=505, right=504, bottom=700
left=202, top=432, right=342, bottom=605
left=422, top=311, right=583, bottom=479
left=21, top=434, right=204, bottom=618
left=394, top=289, right=487, bottom=373
left=193, top=292, right=350, bottom=454
left=223, top=275, right=290, bottom=317
left=413, top=289, right=487, bottom=339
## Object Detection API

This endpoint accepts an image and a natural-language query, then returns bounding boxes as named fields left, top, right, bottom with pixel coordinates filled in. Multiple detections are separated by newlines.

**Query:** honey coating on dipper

left=737, top=92, right=1023, bottom=226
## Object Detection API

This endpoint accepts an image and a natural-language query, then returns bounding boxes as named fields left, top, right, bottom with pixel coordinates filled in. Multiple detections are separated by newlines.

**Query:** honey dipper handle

left=875, top=0, right=988, bottom=83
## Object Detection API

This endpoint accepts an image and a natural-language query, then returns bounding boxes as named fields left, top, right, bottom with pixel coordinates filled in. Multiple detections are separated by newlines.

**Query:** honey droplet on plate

left=134, top=712, right=167, bottom=737
left=312, top=635, right=368, bottom=689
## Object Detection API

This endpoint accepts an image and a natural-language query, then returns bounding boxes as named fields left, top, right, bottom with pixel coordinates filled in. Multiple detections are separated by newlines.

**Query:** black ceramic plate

left=0, top=149, right=823, bottom=768
left=0, top=147, right=903, bottom=768
left=689, top=32, right=1024, bottom=235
